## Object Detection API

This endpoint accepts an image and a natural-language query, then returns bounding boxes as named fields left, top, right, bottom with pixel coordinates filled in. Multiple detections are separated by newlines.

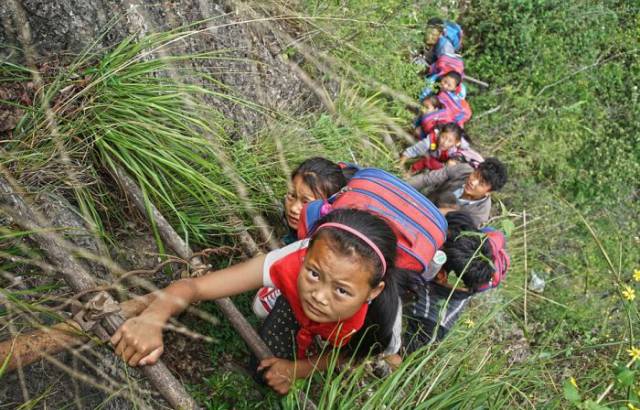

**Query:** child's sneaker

left=252, top=287, right=281, bottom=319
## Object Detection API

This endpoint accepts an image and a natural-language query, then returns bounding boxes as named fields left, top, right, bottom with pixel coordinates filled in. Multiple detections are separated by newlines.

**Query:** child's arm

left=406, top=162, right=456, bottom=190
left=402, top=138, right=433, bottom=159
left=111, top=255, right=266, bottom=366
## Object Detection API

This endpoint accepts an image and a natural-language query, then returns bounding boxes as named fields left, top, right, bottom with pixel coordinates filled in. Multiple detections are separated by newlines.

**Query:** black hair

left=310, top=208, right=400, bottom=358
left=477, top=157, right=508, bottom=192
left=438, top=122, right=471, bottom=144
left=422, top=95, right=444, bottom=110
left=442, top=71, right=462, bottom=86
left=291, top=157, right=347, bottom=199
left=426, top=17, right=444, bottom=29
left=441, top=211, right=493, bottom=291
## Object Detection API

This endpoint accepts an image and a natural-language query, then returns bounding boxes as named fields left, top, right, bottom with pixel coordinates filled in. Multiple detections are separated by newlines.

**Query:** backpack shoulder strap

left=337, top=161, right=360, bottom=180
left=297, top=199, right=332, bottom=239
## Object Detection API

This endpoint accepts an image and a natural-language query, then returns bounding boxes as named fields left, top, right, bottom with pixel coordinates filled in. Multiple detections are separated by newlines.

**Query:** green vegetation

left=1, top=0, right=639, bottom=408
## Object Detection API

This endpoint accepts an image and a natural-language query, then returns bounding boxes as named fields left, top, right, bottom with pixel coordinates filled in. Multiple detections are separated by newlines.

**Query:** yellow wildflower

left=569, top=377, right=578, bottom=389
left=622, top=286, right=636, bottom=301
left=628, top=346, right=640, bottom=362
left=628, top=403, right=639, bottom=410
left=463, top=319, right=475, bottom=328
left=633, top=269, right=640, bottom=282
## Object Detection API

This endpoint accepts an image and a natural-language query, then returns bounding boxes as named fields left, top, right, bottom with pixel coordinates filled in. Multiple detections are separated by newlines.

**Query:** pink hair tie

left=315, top=222, right=387, bottom=274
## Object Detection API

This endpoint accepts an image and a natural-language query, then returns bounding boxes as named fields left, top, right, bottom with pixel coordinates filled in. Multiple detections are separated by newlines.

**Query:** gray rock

left=528, top=271, right=546, bottom=294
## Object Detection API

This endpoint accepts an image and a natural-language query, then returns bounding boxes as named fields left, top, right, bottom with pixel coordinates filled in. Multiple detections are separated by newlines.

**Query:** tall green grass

left=3, top=28, right=395, bottom=249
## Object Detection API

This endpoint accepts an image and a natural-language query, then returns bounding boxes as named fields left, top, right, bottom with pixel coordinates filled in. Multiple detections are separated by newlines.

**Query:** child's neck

left=461, top=192, right=487, bottom=201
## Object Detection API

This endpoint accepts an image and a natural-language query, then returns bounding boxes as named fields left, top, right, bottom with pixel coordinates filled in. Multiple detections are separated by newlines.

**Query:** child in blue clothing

left=419, top=71, right=467, bottom=103
left=412, top=18, right=463, bottom=66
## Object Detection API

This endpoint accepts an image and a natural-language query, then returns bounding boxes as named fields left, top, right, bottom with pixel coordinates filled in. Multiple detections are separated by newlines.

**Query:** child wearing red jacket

left=111, top=209, right=401, bottom=394
left=400, top=122, right=470, bottom=174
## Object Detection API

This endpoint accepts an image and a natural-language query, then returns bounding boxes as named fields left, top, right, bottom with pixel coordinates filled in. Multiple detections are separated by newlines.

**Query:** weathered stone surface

left=0, top=0, right=316, bottom=136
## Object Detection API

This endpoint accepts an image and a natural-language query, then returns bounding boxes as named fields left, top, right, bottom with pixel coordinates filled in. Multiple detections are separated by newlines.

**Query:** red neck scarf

left=269, top=247, right=368, bottom=359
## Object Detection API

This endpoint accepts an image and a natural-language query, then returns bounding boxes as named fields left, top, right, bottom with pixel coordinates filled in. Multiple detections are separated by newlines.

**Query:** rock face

left=0, top=0, right=316, bottom=136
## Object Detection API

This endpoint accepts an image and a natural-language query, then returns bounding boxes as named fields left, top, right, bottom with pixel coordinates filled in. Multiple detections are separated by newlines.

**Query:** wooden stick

left=0, top=174, right=197, bottom=410
left=465, top=75, right=489, bottom=88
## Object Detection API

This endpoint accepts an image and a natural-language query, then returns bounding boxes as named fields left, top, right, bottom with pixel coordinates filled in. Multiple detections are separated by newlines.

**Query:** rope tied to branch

left=71, top=291, right=121, bottom=339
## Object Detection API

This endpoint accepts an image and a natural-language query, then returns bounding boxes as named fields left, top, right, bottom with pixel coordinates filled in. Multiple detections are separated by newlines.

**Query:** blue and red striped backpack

left=429, top=53, right=465, bottom=79
left=414, top=108, right=454, bottom=140
left=297, top=166, right=448, bottom=275
left=438, top=90, right=472, bottom=127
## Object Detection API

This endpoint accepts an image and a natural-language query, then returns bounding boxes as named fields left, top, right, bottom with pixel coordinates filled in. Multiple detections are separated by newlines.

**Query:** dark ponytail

left=441, top=211, right=494, bottom=291
left=310, top=208, right=400, bottom=358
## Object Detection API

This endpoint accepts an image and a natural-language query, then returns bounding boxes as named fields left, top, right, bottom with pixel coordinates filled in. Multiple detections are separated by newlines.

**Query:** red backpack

left=429, top=53, right=465, bottom=79
left=476, top=227, right=511, bottom=292
left=298, top=167, right=448, bottom=274
left=415, top=109, right=454, bottom=140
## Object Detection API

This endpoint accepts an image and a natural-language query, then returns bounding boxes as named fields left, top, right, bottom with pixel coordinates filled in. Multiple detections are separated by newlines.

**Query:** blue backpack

left=435, top=21, right=463, bottom=57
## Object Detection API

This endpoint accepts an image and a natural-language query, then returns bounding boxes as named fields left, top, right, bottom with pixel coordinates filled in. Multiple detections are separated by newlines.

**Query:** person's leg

left=402, top=284, right=449, bottom=354
left=259, top=296, right=299, bottom=359
left=410, top=157, right=432, bottom=173
left=424, top=156, right=444, bottom=171
left=252, top=287, right=282, bottom=319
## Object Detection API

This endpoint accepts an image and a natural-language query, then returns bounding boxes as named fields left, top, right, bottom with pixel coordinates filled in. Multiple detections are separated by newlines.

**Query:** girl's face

left=421, top=100, right=438, bottom=113
left=285, top=175, right=319, bottom=230
left=440, top=75, right=458, bottom=92
left=298, top=236, right=384, bottom=323
left=438, top=131, right=460, bottom=151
